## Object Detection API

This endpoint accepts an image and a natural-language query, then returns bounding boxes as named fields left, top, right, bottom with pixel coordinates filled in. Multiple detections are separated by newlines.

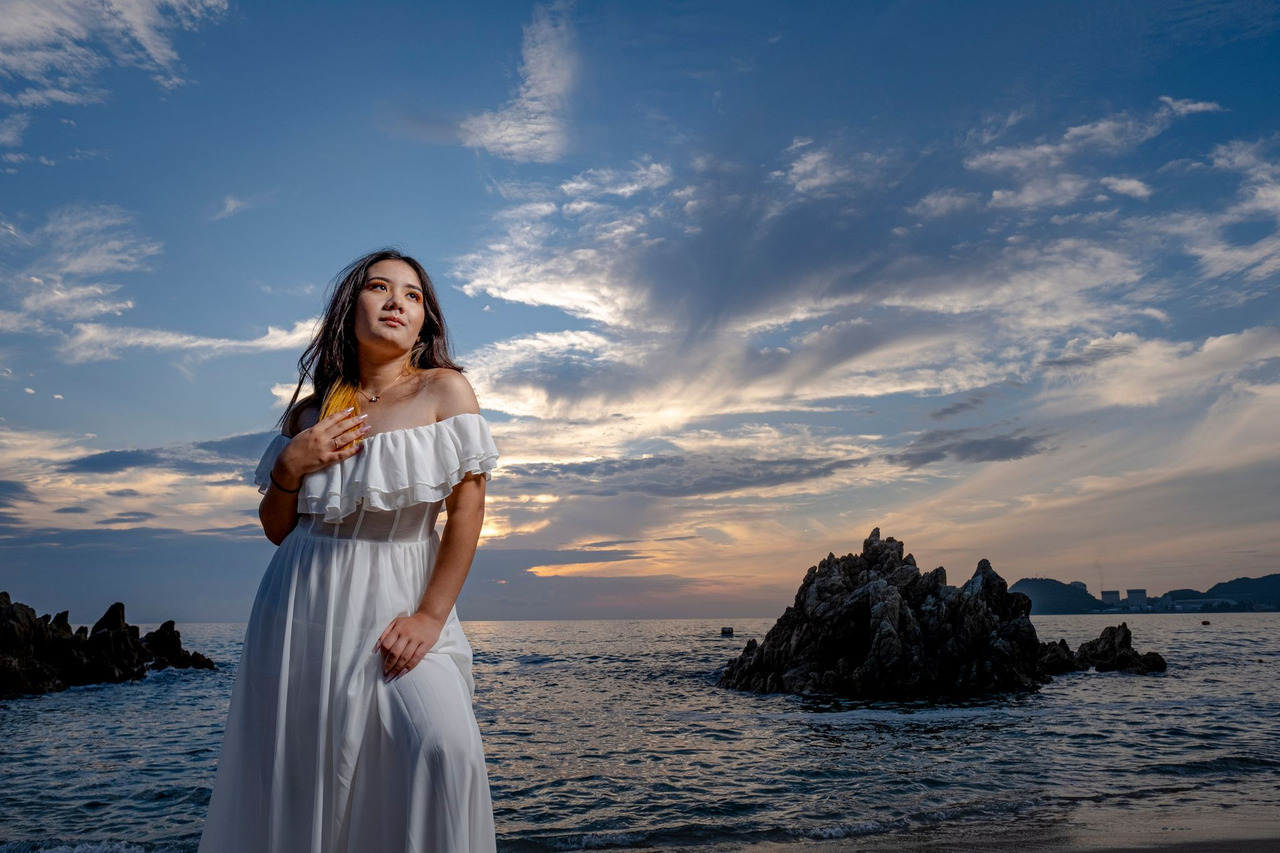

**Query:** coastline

left=703, top=820, right=1280, bottom=852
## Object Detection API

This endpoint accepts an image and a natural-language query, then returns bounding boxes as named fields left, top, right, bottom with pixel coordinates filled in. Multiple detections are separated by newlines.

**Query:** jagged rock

left=1038, top=638, right=1080, bottom=675
left=142, top=621, right=215, bottom=671
left=719, top=529, right=1047, bottom=700
left=1074, top=622, right=1166, bottom=674
left=719, top=530, right=1168, bottom=700
left=0, top=593, right=216, bottom=698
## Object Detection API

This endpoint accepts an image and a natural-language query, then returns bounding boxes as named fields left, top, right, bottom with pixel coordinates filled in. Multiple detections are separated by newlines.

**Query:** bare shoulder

left=284, top=402, right=320, bottom=437
left=418, top=368, right=480, bottom=420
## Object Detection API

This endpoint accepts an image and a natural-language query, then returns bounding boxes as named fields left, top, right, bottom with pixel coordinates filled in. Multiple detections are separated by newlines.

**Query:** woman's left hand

left=374, top=612, right=444, bottom=681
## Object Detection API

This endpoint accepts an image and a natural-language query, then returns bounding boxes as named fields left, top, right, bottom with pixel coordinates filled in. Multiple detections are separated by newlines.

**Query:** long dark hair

left=275, top=248, right=462, bottom=434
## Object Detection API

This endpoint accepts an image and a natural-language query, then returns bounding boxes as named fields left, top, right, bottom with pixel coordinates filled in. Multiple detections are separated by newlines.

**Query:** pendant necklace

left=359, top=367, right=414, bottom=403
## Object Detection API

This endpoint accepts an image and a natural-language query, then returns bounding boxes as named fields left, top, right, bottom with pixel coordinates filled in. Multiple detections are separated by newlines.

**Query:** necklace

left=358, top=367, right=414, bottom=403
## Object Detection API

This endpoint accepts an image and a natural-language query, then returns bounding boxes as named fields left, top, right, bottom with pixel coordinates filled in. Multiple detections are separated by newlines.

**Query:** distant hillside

left=1206, top=574, right=1280, bottom=607
left=1010, top=578, right=1104, bottom=614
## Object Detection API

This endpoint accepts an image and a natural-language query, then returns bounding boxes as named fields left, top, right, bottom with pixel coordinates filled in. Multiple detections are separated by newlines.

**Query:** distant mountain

left=1011, top=573, right=1280, bottom=614
left=1010, top=578, right=1104, bottom=615
left=1205, top=574, right=1280, bottom=608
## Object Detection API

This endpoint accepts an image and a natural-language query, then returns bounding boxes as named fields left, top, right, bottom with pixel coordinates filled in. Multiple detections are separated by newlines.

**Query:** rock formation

left=0, top=592, right=214, bottom=698
left=719, top=529, right=1166, bottom=699
left=1070, top=622, right=1166, bottom=674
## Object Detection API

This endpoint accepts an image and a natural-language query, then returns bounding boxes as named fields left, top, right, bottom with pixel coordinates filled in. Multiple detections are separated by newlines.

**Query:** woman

left=199, top=249, right=499, bottom=852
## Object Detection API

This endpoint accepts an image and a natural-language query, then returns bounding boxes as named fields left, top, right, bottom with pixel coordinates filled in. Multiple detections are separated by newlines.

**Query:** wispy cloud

left=966, top=97, right=1223, bottom=174
left=1039, top=327, right=1280, bottom=411
left=0, top=113, right=31, bottom=146
left=1100, top=176, right=1153, bottom=199
left=561, top=160, right=673, bottom=198
left=771, top=137, right=889, bottom=198
left=64, top=317, right=319, bottom=363
left=39, top=204, right=162, bottom=275
left=458, top=3, right=575, bottom=163
left=0, top=0, right=227, bottom=108
left=2, top=204, right=153, bottom=326
left=907, top=189, right=980, bottom=218
left=210, top=192, right=270, bottom=221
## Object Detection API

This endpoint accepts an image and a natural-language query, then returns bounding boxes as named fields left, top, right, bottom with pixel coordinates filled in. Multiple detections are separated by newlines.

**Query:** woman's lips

left=381, top=317, right=405, bottom=327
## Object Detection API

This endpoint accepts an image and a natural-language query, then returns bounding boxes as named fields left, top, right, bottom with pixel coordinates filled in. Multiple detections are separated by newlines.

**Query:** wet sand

left=678, top=813, right=1280, bottom=852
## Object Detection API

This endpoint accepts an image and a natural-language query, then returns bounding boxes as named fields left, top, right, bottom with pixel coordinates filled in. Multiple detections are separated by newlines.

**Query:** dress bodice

left=253, top=413, right=500, bottom=535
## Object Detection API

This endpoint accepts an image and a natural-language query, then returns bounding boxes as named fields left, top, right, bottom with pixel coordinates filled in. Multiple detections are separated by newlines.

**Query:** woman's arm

left=377, top=372, right=489, bottom=679
left=419, top=474, right=486, bottom=622
left=259, top=407, right=368, bottom=545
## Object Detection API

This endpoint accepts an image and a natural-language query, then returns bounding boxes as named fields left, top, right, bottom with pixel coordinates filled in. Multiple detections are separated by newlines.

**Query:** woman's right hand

left=273, top=408, right=369, bottom=488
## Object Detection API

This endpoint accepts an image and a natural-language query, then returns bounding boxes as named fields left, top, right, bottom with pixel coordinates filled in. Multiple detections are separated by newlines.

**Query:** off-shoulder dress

left=198, top=414, right=499, bottom=853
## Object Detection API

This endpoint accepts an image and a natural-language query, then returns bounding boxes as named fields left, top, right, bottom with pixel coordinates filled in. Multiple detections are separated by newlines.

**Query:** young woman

left=199, top=249, right=499, bottom=852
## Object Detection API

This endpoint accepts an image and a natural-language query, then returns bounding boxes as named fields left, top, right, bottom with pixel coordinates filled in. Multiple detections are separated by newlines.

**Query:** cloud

left=771, top=137, right=889, bottom=198
left=966, top=96, right=1223, bottom=174
left=886, top=428, right=1055, bottom=469
left=499, top=450, right=869, bottom=498
left=458, top=4, right=575, bottom=163
left=560, top=160, right=673, bottom=198
left=63, top=317, right=318, bottom=362
left=931, top=393, right=992, bottom=420
left=37, top=203, right=163, bottom=276
left=908, top=189, right=980, bottom=218
left=0, top=203, right=322, bottom=367
left=1140, top=139, right=1280, bottom=292
left=1039, top=327, right=1280, bottom=411
left=210, top=193, right=268, bottom=221
left=876, top=385, right=1280, bottom=594
left=0, top=204, right=153, bottom=332
left=989, top=174, right=1090, bottom=209
left=1100, top=176, right=1153, bottom=199
left=0, top=0, right=227, bottom=108
left=21, top=281, right=134, bottom=321
left=0, top=113, right=31, bottom=146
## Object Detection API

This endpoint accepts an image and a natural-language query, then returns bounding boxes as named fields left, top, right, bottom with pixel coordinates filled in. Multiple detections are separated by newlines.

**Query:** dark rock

left=1074, top=622, right=1165, bottom=674
left=91, top=602, right=127, bottom=636
left=0, top=592, right=216, bottom=698
left=719, top=531, right=1170, bottom=700
left=1038, top=638, right=1081, bottom=675
left=719, top=529, right=1051, bottom=700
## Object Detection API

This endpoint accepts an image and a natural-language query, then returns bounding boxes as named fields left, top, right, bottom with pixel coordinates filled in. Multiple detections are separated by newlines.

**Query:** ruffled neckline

left=254, top=412, right=499, bottom=523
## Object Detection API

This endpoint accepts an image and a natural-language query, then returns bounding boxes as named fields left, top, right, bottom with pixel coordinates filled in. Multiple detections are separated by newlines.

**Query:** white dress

left=199, top=414, right=499, bottom=853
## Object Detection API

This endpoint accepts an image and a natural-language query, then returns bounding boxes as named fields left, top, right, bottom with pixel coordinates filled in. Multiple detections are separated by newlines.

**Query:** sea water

left=1, top=614, right=1277, bottom=851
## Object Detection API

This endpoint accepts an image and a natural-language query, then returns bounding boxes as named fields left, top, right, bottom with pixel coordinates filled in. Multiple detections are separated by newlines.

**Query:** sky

left=1, top=0, right=1278, bottom=623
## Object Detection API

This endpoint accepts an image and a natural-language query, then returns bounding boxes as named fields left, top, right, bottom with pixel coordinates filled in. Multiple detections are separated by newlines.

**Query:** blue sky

left=2, top=0, right=1278, bottom=623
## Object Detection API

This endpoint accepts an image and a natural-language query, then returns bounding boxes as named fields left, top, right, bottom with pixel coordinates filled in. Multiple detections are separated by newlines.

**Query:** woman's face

left=352, top=259, right=427, bottom=356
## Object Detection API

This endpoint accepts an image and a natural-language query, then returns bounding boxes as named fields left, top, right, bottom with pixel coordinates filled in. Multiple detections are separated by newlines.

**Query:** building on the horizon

left=1155, top=594, right=1175, bottom=612
left=1126, top=589, right=1148, bottom=609
left=1174, top=597, right=1240, bottom=612
left=1101, top=590, right=1121, bottom=607
left=1069, top=581, right=1088, bottom=593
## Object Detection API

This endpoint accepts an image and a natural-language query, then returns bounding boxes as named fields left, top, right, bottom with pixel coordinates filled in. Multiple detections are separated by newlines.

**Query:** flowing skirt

left=199, top=522, right=496, bottom=853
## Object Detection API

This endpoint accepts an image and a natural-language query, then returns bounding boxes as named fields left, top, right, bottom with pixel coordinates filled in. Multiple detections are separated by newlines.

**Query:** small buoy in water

left=721, top=626, right=734, bottom=636
left=1202, top=620, right=1211, bottom=626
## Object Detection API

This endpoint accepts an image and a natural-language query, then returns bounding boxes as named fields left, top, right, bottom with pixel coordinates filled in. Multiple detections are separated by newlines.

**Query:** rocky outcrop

left=1072, top=622, right=1167, bottom=674
left=719, top=530, right=1167, bottom=700
left=1036, top=622, right=1166, bottom=675
left=0, top=592, right=214, bottom=698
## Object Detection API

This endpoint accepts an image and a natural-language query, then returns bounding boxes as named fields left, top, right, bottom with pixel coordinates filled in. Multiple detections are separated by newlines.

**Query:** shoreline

left=699, top=822, right=1280, bottom=853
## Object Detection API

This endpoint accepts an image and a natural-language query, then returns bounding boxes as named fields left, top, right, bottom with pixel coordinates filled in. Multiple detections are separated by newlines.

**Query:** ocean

left=1, top=614, right=1277, bottom=851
